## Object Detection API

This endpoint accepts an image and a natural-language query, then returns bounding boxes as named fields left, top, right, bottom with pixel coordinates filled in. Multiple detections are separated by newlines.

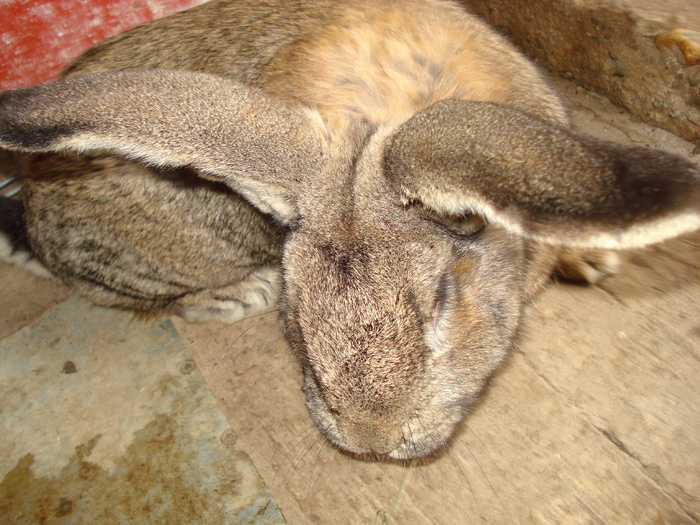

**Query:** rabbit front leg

left=171, top=267, right=281, bottom=323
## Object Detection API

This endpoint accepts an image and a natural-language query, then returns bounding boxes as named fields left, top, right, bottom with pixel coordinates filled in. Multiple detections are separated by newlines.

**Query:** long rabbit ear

left=385, top=100, right=700, bottom=249
left=0, top=70, right=327, bottom=223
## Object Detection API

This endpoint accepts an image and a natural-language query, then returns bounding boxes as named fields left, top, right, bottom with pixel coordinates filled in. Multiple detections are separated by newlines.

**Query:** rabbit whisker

left=305, top=434, right=331, bottom=497
left=270, top=424, right=318, bottom=488
left=185, top=306, right=280, bottom=347
left=286, top=433, right=329, bottom=492
left=275, top=425, right=328, bottom=493
left=212, top=316, right=268, bottom=370
left=457, top=425, right=513, bottom=520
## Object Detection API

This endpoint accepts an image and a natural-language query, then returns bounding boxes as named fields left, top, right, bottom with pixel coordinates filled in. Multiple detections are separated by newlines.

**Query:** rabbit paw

left=172, top=267, right=281, bottom=323
left=553, top=248, right=620, bottom=284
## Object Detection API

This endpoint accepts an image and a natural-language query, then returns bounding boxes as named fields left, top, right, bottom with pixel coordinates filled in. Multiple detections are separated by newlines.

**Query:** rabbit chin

left=302, top=373, right=472, bottom=460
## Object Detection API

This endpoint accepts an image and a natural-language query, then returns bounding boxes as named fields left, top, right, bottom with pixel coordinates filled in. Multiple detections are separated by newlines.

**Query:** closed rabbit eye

left=424, top=210, right=486, bottom=240
left=441, top=213, right=486, bottom=238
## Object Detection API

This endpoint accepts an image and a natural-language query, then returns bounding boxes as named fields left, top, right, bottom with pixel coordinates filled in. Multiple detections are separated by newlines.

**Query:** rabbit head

left=1, top=70, right=698, bottom=459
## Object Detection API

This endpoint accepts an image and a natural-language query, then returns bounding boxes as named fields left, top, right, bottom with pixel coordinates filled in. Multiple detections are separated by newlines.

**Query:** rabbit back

left=67, top=0, right=568, bottom=129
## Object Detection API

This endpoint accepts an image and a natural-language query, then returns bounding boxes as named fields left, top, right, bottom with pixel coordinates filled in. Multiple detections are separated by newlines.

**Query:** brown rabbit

left=0, top=0, right=698, bottom=459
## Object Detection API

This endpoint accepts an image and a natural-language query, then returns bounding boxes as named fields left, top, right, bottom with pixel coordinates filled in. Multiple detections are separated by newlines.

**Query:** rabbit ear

left=0, top=69, right=327, bottom=223
left=385, top=100, right=700, bottom=249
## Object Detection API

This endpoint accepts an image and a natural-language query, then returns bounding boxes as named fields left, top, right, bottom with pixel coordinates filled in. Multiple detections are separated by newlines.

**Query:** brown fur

left=0, top=0, right=698, bottom=459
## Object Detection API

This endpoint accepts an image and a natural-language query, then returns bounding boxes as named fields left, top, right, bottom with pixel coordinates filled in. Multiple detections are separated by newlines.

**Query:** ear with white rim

left=0, top=69, right=328, bottom=224
left=384, top=99, right=700, bottom=249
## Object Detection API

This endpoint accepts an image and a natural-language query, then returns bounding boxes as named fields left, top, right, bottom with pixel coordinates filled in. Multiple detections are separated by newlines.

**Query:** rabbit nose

left=339, top=418, right=405, bottom=455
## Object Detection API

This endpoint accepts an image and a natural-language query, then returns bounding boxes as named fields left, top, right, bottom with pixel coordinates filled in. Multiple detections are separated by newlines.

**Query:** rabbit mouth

left=387, top=405, right=468, bottom=460
left=302, top=373, right=466, bottom=460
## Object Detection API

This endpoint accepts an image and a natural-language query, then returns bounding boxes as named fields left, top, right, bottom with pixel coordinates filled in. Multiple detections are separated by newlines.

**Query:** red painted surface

left=0, top=0, right=208, bottom=90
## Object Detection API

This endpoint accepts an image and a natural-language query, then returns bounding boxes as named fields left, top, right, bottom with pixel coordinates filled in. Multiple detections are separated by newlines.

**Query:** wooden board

left=174, top=83, right=700, bottom=524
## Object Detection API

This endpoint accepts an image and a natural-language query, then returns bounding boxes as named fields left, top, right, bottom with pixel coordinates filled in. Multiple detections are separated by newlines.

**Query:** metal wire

left=0, top=150, right=22, bottom=198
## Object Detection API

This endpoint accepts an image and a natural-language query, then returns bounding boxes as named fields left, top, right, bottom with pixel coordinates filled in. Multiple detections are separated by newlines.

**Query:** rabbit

left=0, top=0, right=698, bottom=460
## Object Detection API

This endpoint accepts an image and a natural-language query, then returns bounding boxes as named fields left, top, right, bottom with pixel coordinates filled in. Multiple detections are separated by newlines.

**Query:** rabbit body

left=17, top=0, right=568, bottom=320
left=66, top=0, right=567, bottom=125
left=1, top=0, right=698, bottom=459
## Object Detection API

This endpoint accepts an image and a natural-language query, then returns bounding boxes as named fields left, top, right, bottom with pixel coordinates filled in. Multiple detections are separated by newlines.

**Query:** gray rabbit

left=1, top=0, right=698, bottom=459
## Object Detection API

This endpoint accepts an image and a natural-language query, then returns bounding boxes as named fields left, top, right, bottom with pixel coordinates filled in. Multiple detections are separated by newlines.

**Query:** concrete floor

left=1, top=79, right=698, bottom=524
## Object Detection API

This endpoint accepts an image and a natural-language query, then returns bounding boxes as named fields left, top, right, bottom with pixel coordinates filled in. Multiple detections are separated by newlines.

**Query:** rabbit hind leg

left=553, top=248, right=621, bottom=285
left=522, top=244, right=621, bottom=301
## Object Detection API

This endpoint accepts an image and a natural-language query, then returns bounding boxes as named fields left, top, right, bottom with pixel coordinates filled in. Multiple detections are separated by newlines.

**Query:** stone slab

left=0, top=295, right=284, bottom=524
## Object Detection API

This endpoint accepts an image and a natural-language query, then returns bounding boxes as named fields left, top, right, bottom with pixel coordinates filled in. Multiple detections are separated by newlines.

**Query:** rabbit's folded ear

left=385, top=100, right=700, bottom=249
left=0, top=70, right=327, bottom=223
